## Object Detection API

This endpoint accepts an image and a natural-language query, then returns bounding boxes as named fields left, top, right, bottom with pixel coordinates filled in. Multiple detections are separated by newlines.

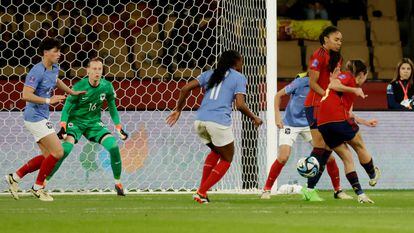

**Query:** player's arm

left=328, top=79, right=367, bottom=99
left=349, top=105, right=378, bottom=127
left=308, top=69, right=325, bottom=97
left=22, top=86, right=65, bottom=104
left=57, top=94, right=79, bottom=139
left=56, top=78, right=86, bottom=96
left=235, top=94, right=262, bottom=127
left=274, top=88, right=287, bottom=129
left=106, top=84, right=128, bottom=140
left=166, top=79, right=199, bottom=126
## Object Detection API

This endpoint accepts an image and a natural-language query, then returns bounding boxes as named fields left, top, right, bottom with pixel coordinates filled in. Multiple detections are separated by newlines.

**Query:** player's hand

left=252, top=116, right=263, bottom=128
left=275, top=114, right=284, bottom=129
left=57, top=122, right=67, bottom=140
left=364, top=118, right=378, bottom=127
left=50, top=95, right=66, bottom=104
left=354, top=88, right=367, bottom=99
left=116, top=124, right=128, bottom=140
left=166, top=110, right=181, bottom=127
left=329, top=67, right=341, bottom=81
left=71, top=90, right=87, bottom=96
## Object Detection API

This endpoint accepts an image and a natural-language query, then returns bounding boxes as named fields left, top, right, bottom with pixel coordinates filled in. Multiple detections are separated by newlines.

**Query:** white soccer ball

left=296, top=156, right=320, bottom=178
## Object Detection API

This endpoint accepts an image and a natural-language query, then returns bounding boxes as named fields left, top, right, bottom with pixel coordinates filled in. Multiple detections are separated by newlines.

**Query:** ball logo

left=100, top=93, right=106, bottom=101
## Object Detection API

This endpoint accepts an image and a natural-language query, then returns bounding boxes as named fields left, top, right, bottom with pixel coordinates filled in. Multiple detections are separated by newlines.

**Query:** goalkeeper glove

left=57, top=122, right=67, bottom=140
left=116, top=124, right=128, bottom=140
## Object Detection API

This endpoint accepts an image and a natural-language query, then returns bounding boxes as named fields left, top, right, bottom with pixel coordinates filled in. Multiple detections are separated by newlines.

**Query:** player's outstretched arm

left=166, top=79, right=199, bottom=127
left=57, top=95, right=77, bottom=139
left=235, top=93, right=263, bottom=127
left=329, top=79, right=367, bottom=99
left=22, top=86, right=66, bottom=105
left=56, top=79, right=86, bottom=96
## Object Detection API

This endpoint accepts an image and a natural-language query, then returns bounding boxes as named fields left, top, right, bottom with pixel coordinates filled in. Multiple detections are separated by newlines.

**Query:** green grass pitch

left=1, top=190, right=413, bottom=233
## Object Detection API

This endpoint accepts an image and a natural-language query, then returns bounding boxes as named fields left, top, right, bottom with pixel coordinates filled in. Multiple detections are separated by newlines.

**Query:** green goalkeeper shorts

left=66, top=121, right=112, bottom=144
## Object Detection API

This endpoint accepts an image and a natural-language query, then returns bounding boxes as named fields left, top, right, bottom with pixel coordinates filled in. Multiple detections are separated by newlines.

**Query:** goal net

left=0, top=0, right=268, bottom=193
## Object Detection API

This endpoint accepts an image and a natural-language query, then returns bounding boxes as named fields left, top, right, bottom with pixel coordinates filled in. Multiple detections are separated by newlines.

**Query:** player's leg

left=30, top=133, right=64, bottom=201
left=194, top=121, right=221, bottom=186
left=304, top=107, right=332, bottom=192
left=4, top=143, right=49, bottom=200
left=347, top=132, right=381, bottom=186
left=332, top=143, right=374, bottom=203
left=302, top=128, right=351, bottom=199
left=86, top=123, right=125, bottom=196
left=194, top=121, right=234, bottom=203
left=261, top=126, right=297, bottom=199
left=46, top=136, right=76, bottom=182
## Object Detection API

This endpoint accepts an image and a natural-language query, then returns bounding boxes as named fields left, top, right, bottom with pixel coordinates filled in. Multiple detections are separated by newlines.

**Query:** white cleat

left=30, top=187, right=54, bottom=202
left=334, top=190, right=353, bottom=200
left=4, top=174, right=19, bottom=200
left=260, top=190, right=271, bottom=199
left=358, top=193, right=374, bottom=204
left=369, top=166, right=381, bottom=187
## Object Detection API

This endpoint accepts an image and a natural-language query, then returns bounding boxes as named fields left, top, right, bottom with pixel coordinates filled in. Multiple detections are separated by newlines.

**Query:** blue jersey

left=23, top=62, right=59, bottom=122
left=283, top=76, right=310, bottom=127
left=196, top=68, right=247, bottom=126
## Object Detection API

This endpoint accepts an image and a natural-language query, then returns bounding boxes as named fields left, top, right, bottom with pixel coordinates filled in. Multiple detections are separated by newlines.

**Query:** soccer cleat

left=193, top=192, right=209, bottom=204
left=358, top=193, right=374, bottom=204
left=369, top=166, right=381, bottom=187
left=30, top=187, right=54, bottom=202
left=334, top=190, right=353, bottom=200
left=4, top=174, right=19, bottom=200
left=115, top=183, right=126, bottom=196
left=302, top=187, right=324, bottom=202
left=260, top=190, right=271, bottom=199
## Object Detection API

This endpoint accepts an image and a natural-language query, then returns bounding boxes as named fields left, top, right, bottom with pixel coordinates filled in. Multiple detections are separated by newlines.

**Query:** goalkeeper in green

left=47, top=57, right=128, bottom=196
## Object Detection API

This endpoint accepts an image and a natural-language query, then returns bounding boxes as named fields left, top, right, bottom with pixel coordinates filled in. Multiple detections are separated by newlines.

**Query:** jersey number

left=209, top=82, right=223, bottom=100
left=89, top=103, right=97, bottom=111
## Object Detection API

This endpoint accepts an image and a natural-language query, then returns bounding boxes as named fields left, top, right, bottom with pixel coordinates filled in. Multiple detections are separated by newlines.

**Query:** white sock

left=33, top=184, right=43, bottom=191
left=12, top=173, right=21, bottom=182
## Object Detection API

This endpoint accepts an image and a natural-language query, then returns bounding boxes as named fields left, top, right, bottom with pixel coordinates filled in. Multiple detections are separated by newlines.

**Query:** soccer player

left=46, top=57, right=128, bottom=196
left=301, top=26, right=344, bottom=201
left=317, top=60, right=381, bottom=203
left=166, top=50, right=262, bottom=204
left=261, top=72, right=352, bottom=200
left=4, top=38, right=85, bottom=201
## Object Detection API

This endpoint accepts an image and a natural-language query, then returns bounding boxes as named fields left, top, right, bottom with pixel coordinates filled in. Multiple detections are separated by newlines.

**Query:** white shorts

left=194, top=120, right=234, bottom=147
left=24, top=119, right=55, bottom=142
left=279, top=125, right=312, bottom=147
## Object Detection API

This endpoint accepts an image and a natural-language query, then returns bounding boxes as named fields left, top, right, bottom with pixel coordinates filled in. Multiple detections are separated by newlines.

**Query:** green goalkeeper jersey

left=61, top=77, right=121, bottom=125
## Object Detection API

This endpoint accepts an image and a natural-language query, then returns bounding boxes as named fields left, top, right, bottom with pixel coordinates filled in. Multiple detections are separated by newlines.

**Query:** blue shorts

left=317, top=119, right=359, bottom=149
left=305, top=106, right=317, bottom=129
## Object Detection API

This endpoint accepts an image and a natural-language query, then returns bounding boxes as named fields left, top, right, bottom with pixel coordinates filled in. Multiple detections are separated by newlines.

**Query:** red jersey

left=304, top=47, right=341, bottom=107
left=317, top=71, right=357, bottom=126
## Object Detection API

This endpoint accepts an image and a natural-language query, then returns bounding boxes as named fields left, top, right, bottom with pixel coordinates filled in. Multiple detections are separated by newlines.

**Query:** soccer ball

left=296, top=156, right=320, bottom=178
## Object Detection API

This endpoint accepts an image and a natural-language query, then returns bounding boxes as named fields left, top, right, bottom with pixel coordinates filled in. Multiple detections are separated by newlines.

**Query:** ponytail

left=207, top=50, right=242, bottom=90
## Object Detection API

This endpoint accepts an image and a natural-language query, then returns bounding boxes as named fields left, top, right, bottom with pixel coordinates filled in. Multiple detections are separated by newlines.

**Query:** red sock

left=35, top=155, right=59, bottom=186
left=200, top=150, right=221, bottom=186
left=16, top=155, right=45, bottom=179
left=327, top=158, right=341, bottom=191
left=198, top=160, right=231, bottom=196
left=264, top=160, right=285, bottom=191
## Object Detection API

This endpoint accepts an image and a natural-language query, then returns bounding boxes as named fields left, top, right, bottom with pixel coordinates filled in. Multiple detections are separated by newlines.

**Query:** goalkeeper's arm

left=108, top=97, right=128, bottom=140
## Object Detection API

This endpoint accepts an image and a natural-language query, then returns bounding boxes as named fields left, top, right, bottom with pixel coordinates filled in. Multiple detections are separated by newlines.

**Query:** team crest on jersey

left=100, top=93, right=106, bottom=101
left=285, top=128, right=291, bottom=135
left=46, top=121, right=53, bottom=129
left=68, top=122, right=74, bottom=128
left=338, top=74, right=346, bottom=79
left=311, top=59, right=319, bottom=68
left=29, top=76, right=36, bottom=83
